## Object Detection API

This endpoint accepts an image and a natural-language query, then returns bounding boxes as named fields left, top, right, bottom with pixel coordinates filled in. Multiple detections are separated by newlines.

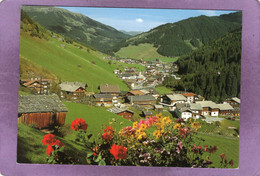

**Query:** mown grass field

left=20, top=34, right=129, bottom=92
left=115, top=43, right=178, bottom=62
left=155, top=86, right=174, bottom=95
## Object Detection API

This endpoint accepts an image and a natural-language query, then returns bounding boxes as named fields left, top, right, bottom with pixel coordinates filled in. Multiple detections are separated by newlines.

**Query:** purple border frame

left=0, top=0, right=260, bottom=175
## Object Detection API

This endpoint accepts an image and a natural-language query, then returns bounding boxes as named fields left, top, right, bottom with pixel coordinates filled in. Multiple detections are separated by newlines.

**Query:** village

left=18, top=56, right=240, bottom=129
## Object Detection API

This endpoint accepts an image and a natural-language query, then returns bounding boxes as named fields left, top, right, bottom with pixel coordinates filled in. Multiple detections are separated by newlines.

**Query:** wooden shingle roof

left=18, top=94, right=68, bottom=113
left=100, top=84, right=120, bottom=93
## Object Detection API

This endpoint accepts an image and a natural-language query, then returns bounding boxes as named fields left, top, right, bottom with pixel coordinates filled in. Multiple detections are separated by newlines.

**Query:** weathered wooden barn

left=107, top=107, right=134, bottom=120
left=18, top=94, right=68, bottom=129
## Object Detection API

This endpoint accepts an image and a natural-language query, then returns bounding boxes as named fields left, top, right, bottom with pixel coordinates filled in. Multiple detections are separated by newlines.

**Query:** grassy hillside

left=64, top=102, right=133, bottom=136
left=113, top=12, right=242, bottom=57
left=115, top=43, right=178, bottom=62
left=20, top=33, right=129, bottom=92
left=22, top=6, right=130, bottom=53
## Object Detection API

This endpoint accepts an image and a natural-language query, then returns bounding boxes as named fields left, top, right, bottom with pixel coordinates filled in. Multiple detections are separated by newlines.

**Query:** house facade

left=160, top=94, right=187, bottom=111
left=60, top=82, right=87, bottom=100
left=107, top=107, right=134, bottom=120
left=126, top=95, right=156, bottom=108
left=94, top=94, right=117, bottom=107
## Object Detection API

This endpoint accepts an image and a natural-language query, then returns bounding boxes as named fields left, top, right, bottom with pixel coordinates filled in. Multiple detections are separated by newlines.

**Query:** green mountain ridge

left=113, top=12, right=242, bottom=58
left=163, top=28, right=242, bottom=102
left=22, top=6, right=131, bottom=54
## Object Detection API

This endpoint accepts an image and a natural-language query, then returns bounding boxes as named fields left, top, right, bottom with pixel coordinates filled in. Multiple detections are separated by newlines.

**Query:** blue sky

left=59, top=7, right=237, bottom=32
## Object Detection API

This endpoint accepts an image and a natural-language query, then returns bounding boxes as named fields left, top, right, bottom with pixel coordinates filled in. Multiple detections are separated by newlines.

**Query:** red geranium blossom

left=42, top=134, right=56, bottom=145
left=102, top=132, right=113, bottom=141
left=220, top=153, right=226, bottom=160
left=110, top=144, right=127, bottom=160
left=102, top=126, right=114, bottom=141
left=71, top=118, right=88, bottom=131
left=46, top=145, right=54, bottom=156
left=53, top=139, right=64, bottom=148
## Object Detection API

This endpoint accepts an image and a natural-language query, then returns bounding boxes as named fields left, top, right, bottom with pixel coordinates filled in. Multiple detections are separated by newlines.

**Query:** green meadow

left=20, top=34, right=129, bottom=92
left=115, top=43, right=178, bottom=62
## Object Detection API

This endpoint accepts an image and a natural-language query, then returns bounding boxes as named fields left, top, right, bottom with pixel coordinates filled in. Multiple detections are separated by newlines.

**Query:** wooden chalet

left=227, top=97, right=240, bottom=108
left=195, top=101, right=219, bottom=117
left=107, top=107, right=134, bottom=120
left=126, top=95, right=156, bottom=108
left=18, top=94, right=68, bottom=129
left=99, top=84, right=120, bottom=95
left=175, top=103, right=193, bottom=120
left=143, top=111, right=153, bottom=118
left=125, top=90, right=145, bottom=97
left=160, top=94, right=187, bottom=111
left=217, top=104, right=234, bottom=116
left=21, top=78, right=52, bottom=94
left=154, top=105, right=164, bottom=112
left=93, top=94, right=117, bottom=107
left=182, top=92, right=197, bottom=103
left=60, top=82, right=87, bottom=100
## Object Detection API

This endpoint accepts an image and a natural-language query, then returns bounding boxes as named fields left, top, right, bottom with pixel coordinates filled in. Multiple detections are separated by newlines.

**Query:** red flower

left=208, top=145, right=218, bottom=154
left=71, top=118, right=88, bottom=131
left=103, top=126, right=113, bottom=133
left=42, top=134, right=56, bottom=145
left=110, top=144, right=127, bottom=160
left=204, top=145, right=208, bottom=152
left=102, top=132, right=113, bottom=141
left=46, top=145, right=54, bottom=156
left=179, top=127, right=190, bottom=137
left=229, top=160, right=234, bottom=166
left=220, top=153, right=226, bottom=160
left=53, top=139, right=64, bottom=148
left=102, top=126, right=114, bottom=141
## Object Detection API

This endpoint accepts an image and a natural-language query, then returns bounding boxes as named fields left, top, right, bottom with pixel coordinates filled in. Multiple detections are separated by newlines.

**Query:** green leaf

left=87, top=153, right=93, bottom=158
left=98, top=160, right=106, bottom=166
left=95, top=153, right=102, bottom=162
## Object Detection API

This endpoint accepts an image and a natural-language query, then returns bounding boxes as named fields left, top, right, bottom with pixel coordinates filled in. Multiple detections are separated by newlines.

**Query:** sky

left=59, top=7, right=238, bottom=32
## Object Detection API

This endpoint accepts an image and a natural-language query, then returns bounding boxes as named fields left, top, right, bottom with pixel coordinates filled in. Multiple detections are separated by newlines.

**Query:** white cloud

left=136, top=18, right=144, bottom=23
left=199, top=10, right=218, bottom=16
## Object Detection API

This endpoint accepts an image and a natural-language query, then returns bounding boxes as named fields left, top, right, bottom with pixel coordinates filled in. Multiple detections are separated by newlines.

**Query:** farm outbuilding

left=18, top=94, right=68, bottom=129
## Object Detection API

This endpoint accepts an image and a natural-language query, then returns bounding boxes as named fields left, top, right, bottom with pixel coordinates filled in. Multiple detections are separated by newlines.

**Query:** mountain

left=163, top=28, right=242, bottom=103
left=119, top=30, right=143, bottom=36
left=113, top=12, right=242, bottom=58
left=20, top=10, right=129, bottom=92
left=21, top=6, right=131, bottom=53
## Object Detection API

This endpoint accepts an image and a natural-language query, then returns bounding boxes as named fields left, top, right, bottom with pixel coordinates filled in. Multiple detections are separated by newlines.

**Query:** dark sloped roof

left=93, top=94, right=115, bottom=98
left=127, top=95, right=156, bottom=102
left=100, top=84, right=120, bottom=93
left=143, top=111, right=152, bottom=115
left=107, top=107, right=134, bottom=114
left=18, top=94, right=68, bottom=113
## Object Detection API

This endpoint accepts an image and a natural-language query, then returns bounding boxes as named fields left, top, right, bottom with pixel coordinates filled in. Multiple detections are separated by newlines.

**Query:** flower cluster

left=136, top=116, right=158, bottom=128
left=71, top=118, right=88, bottom=131
left=102, top=126, right=114, bottom=141
left=110, top=144, right=128, bottom=160
left=42, top=134, right=64, bottom=156
left=119, top=126, right=136, bottom=137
